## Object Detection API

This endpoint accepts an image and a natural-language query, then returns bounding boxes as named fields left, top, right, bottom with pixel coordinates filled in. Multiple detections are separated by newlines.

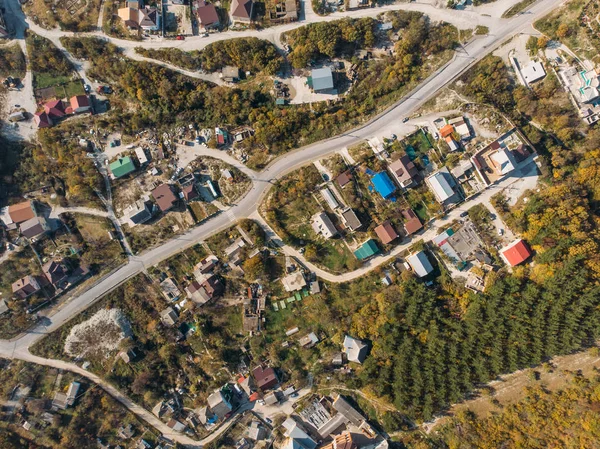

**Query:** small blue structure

left=372, top=172, right=397, bottom=199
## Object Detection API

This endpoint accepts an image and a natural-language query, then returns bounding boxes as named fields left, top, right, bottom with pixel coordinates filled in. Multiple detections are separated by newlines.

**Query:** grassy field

left=24, top=0, right=102, bottom=32
left=502, top=0, right=536, bottom=18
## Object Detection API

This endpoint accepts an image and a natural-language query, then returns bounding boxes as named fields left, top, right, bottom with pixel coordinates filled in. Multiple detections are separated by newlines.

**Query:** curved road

left=0, top=0, right=564, bottom=446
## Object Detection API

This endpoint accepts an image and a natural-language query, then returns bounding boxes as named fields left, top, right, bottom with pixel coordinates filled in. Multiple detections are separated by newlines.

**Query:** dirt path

left=423, top=346, right=600, bottom=433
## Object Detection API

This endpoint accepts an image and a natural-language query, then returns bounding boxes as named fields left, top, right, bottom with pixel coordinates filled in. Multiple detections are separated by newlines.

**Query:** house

left=491, top=148, right=518, bottom=175
left=230, top=0, right=253, bottom=23
left=124, top=199, right=154, bottom=226
left=181, top=183, right=199, bottom=201
left=70, top=95, right=91, bottom=114
left=215, top=127, right=229, bottom=146
left=407, top=251, right=433, bottom=277
left=374, top=221, right=398, bottom=245
left=336, top=171, right=353, bottom=188
left=332, top=394, right=366, bottom=426
left=8, top=200, right=36, bottom=224
left=445, top=136, right=460, bottom=152
left=193, top=254, right=218, bottom=276
left=341, top=208, right=362, bottom=231
left=500, top=239, right=532, bottom=266
left=439, top=124, right=454, bottom=138
left=311, top=211, right=337, bottom=239
left=247, top=421, right=267, bottom=441
left=160, top=307, right=178, bottom=326
left=264, top=391, right=278, bottom=406
left=42, top=260, right=68, bottom=286
left=282, top=418, right=317, bottom=449
left=117, top=424, right=135, bottom=439
left=151, top=184, right=178, bottom=212
left=195, top=1, right=220, bottom=30
left=222, top=66, right=240, bottom=83
left=453, top=119, right=471, bottom=139
left=401, top=209, right=422, bottom=235
left=320, top=187, right=339, bottom=209
left=66, top=382, right=80, bottom=406
left=371, top=172, right=396, bottom=199
left=343, top=335, right=368, bottom=363
left=186, top=274, right=224, bottom=305
left=120, top=349, right=136, bottom=363
left=20, top=216, right=49, bottom=240
left=252, top=365, right=278, bottom=391
left=44, top=99, right=66, bottom=118
left=109, top=156, right=136, bottom=178
left=12, top=275, right=42, bottom=299
left=53, top=382, right=80, bottom=410
left=269, top=0, right=298, bottom=23
left=224, top=237, right=246, bottom=264
left=426, top=167, right=459, bottom=204
left=281, top=271, right=306, bottom=292
left=160, top=277, right=180, bottom=301
left=118, top=6, right=160, bottom=30
left=388, top=155, right=418, bottom=189
left=197, top=406, right=218, bottom=426
left=167, top=419, right=186, bottom=433
left=222, top=169, right=234, bottom=182
left=135, top=147, right=149, bottom=165
left=207, top=389, right=232, bottom=419
left=299, top=332, right=319, bottom=348
left=310, top=67, right=335, bottom=93
left=34, top=111, right=53, bottom=128
left=354, top=239, right=379, bottom=261
left=521, top=61, right=546, bottom=84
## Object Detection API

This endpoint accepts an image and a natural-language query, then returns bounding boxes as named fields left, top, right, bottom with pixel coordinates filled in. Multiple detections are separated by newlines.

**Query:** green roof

left=354, top=239, right=380, bottom=260
left=109, top=156, right=135, bottom=178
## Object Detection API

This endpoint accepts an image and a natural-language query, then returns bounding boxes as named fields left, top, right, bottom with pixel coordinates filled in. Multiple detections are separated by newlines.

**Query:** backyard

left=23, top=0, right=102, bottom=32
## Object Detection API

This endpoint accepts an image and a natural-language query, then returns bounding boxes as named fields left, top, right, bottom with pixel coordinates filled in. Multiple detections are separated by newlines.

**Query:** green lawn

left=34, top=72, right=73, bottom=90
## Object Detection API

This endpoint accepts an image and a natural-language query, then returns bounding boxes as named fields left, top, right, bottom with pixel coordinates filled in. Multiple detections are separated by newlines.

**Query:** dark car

left=402, top=117, right=409, bottom=123
left=460, top=211, right=469, bottom=218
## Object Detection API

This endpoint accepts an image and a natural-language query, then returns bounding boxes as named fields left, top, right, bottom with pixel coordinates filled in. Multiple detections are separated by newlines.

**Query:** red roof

left=252, top=365, right=278, bottom=391
left=374, top=221, right=398, bottom=244
left=70, top=95, right=90, bottom=110
left=44, top=99, right=66, bottom=118
left=440, top=124, right=454, bottom=138
left=248, top=392, right=260, bottom=402
left=34, top=111, right=53, bottom=128
left=151, top=184, right=177, bottom=212
left=501, top=239, right=532, bottom=266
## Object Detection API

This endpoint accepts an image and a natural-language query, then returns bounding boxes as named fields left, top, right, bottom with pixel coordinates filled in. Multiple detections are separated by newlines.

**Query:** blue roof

left=372, top=172, right=396, bottom=199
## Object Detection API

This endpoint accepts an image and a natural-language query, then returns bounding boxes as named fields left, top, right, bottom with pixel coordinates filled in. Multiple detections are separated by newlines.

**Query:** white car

left=497, top=228, right=504, bottom=236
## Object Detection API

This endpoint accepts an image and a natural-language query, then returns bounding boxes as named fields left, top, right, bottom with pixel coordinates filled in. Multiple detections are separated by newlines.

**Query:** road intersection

left=0, top=0, right=564, bottom=445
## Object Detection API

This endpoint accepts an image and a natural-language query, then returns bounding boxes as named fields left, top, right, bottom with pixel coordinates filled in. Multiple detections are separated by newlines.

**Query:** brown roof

left=389, top=155, right=418, bottom=185
left=182, top=184, right=199, bottom=201
left=252, top=365, right=278, bottom=390
left=44, top=99, right=66, bottom=118
left=8, top=201, right=35, bottom=224
left=231, top=0, right=253, bottom=19
left=196, top=2, right=219, bottom=25
left=43, top=260, right=67, bottom=285
left=34, top=111, right=53, bottom=128
left=374, top=221, right=398, bottom=244
left=402, top=209, right=422, bottom=235
left=336, top=171, right=353, bottom=187
left=152, top=184, right=177, bottom=212
left=20, top=216, right=46, bottom=238
left=12, top=275, right=41, bottom=298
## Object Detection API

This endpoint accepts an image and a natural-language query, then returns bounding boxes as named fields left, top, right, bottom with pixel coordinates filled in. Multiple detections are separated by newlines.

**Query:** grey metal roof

left=311, top=67, right=334, bottom=91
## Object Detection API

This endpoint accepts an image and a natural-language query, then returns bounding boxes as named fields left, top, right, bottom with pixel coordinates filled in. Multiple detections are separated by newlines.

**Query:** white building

left=491, top=148, right=518, bottom=175
left=407, top=251, right=433, bottom=277
left=135, top=147, right=148, bottom=165
left=281, top=271, right=307, bottom=292
left=521, top=61, right=546, bottom=84
left=426, top=168, right=456, bottom=203
left=311, top=211, right=337, bottom=239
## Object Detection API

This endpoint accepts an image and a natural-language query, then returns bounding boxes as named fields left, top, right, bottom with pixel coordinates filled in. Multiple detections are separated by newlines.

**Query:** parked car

left=176, top=35, right=185, bottom=40
left=459, top=211, right=469, bottom=218
left=84, top=84, right=91, bottom=93
left=402, top=117, right=409, bottom=123
left=498, top=228, right=504, bottom=236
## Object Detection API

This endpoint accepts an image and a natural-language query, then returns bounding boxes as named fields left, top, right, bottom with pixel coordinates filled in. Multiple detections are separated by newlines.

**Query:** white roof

left=521, top=61, right=546, bottom=84
left=311, top=211, right=337, bottom=238
left=428, top=172, right=454, bottom=202
left=135, top=147, right=148, bottom=164
left=407, top=251, right=433, bottom=277
left=491, top=149, right=517, bottom=175
left=455, top=123, right=470, bottom=137
left=581, top=86, right=600, bottom=103
left=343, top=335, right=368, bottom=363
left=281, top=271, right=306, bottom=292
left=320, top=188, right=339, bottom=209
